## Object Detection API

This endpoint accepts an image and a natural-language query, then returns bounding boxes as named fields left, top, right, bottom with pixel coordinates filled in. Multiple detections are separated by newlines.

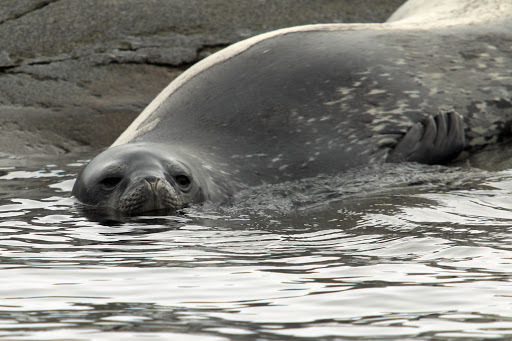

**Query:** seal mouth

left=118, top=178, right=183, bottom=214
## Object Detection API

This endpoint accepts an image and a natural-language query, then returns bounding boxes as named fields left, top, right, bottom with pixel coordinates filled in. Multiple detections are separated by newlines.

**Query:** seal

left=72, top=0, right=512, bottom=214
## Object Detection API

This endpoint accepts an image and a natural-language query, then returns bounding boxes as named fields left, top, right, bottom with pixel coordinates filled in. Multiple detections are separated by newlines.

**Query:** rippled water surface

left=2, top=150, right=512, bottom=340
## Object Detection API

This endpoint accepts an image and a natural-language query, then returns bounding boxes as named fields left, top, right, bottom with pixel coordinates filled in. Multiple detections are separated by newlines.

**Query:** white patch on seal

left=387, top=0, right=512, bottom=27
left=272, top=155, right=283, bottom=163
left=367, top=89, right=386, bottom=95
left=404, top=90, right=421, bottom=98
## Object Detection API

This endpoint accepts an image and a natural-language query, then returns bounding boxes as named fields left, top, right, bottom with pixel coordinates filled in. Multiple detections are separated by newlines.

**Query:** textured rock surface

left=0, top=0, right=405, bottom=155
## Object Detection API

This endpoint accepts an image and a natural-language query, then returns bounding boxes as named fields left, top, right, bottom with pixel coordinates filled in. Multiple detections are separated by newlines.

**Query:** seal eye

left=175, top=175, right=191, bottom=189
left=99, top=176, right=122, bottom=190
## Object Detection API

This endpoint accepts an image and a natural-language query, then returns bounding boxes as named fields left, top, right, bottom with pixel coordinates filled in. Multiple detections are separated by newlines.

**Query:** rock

left=0, top=50, right=13, bottom=67
left=0, top=0, right=405, bottom=155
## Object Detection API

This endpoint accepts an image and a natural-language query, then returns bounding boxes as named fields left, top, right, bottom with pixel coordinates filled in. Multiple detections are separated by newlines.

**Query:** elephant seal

left=73, top=0, right=512, bottom=214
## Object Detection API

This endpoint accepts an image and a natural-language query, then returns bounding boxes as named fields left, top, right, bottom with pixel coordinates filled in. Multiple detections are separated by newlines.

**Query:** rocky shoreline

left=0, top=0, right=405, bottom=155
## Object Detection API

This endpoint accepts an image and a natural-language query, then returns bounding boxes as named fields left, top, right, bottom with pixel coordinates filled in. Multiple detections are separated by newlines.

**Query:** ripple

left=2, top=153, right=512, bottom=339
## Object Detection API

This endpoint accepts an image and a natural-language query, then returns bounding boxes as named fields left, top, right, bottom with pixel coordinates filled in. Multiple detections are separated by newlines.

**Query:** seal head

left=72, top=143, right=205, bottom=214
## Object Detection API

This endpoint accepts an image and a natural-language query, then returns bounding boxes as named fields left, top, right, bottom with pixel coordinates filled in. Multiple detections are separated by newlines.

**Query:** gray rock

left=0, top=0, right=405, bottom=155
left=0, top=50, right=13, bottom=67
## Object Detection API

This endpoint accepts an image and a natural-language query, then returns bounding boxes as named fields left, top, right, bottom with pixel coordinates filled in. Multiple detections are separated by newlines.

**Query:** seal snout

left=141, top=176, right=175, bottom=213
left=142, top=175, right=165, bottom=195
left=117, top=173, right=183, bottom=214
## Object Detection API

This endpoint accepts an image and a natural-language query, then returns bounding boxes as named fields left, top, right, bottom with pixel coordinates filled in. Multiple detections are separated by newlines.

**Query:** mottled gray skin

left=73, top=0, right=512, bottom=214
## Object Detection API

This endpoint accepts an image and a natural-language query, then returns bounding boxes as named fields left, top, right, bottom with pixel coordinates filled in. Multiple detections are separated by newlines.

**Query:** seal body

left=73, top=0, right=512, bottom=214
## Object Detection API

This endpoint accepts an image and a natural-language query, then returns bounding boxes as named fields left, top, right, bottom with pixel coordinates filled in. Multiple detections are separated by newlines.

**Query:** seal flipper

left=388, top=110, right=466, bottom=164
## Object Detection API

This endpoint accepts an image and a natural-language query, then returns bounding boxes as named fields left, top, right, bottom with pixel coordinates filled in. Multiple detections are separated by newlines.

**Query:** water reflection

left=1, top=152, right=512, bottom=339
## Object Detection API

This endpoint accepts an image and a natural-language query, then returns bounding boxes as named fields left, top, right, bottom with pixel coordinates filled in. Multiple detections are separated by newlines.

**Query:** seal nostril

left=99, top=176, right=122, bottom=189
left=144, top=176, right=160, bottom=184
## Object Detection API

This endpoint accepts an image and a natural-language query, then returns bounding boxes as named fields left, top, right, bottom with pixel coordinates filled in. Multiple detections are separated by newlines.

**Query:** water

left=1, top=149, right=512, bottom=340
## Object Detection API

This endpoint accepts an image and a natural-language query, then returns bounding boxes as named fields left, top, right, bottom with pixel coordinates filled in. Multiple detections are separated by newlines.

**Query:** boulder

left=0, top=0, right=405, bottom=155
